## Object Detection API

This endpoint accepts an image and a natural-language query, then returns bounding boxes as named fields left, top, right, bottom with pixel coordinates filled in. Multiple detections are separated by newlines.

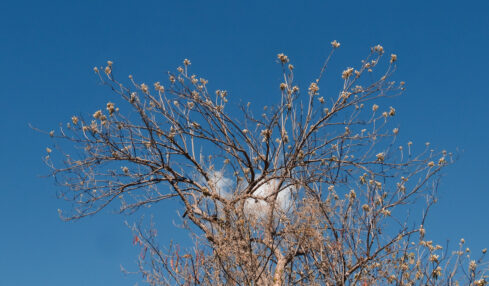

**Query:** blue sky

left=1, top=0, right=489, bottom=285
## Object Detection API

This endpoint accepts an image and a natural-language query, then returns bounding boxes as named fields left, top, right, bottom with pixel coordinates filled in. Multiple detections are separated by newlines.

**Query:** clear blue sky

left=1, top=1, right=489, bottom=285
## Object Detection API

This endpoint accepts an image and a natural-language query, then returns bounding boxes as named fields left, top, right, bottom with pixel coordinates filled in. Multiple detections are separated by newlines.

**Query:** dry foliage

left=42, top=42, right=488, bottom=285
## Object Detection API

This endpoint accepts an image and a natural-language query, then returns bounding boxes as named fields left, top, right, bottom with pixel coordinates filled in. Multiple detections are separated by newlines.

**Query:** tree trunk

left=273, top=257, right=286, bottom=286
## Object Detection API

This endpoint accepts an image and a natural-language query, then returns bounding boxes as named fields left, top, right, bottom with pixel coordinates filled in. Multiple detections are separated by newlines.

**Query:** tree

left=42, top=42, right=488, bottom=285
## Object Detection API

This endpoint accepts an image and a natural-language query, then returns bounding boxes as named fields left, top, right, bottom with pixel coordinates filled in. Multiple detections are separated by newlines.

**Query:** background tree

left=43, top=42, right=488, bottom=285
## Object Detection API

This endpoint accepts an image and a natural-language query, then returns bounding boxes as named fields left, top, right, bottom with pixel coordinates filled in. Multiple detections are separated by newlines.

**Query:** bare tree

left=42, top=42, right=488, bottom=285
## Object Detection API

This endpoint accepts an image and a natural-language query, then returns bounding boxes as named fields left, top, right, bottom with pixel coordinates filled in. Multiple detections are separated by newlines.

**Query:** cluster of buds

left=154, top=82, right=165, bottom=93
left=376, top=152, right=385, bottom=161
left=362, top=204, right=370, bottom=212
left=429, top=254, right=439, bottom=263
left=474, top=279, right=487, bottom=286
left=260, top=129, right=272, bottom=142
left=106, top=102, right=115, bottom=115
left=381, top=208, right=391, bottom=216
left=308, top=82, right=319, bottom=95
left=93, top=110, right=107, bottom=121
left=277, top=53, right=289, bottom=63
left=190, top=75, right=198, bottom=85
left=438, top=157, right=447, bottom=165
left=342, top=67, right=354, bottom=79
left=104, top=60, right=113, bottom=74
left=374, top=44, right=384, bottom=54
left=381, top=107, right=396, bottom=118
left=389, top=106, right=396, bottom=116
left=390, top=54, right=397, bottom=63
left=90, top=120, right=99, bottom=133
left=349, top=189, right=356, bottom=200
left=340, top=91, right=351, bottom=100
left=130, top=92, right=138, bottom=103
left=331, top=40, right=340, bottom=48
left=140, top=83, right=149, bottom=94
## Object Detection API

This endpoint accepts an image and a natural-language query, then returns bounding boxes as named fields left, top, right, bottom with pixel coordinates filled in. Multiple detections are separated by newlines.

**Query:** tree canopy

left=43, top=42, right=488, bottom=285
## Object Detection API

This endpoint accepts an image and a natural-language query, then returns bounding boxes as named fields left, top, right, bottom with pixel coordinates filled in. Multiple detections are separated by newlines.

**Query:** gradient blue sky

left=1, top=1, right=489, bottom=285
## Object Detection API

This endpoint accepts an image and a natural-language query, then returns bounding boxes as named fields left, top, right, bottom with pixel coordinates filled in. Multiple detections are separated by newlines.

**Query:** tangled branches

left=42, top=43, right=487, bottom=285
